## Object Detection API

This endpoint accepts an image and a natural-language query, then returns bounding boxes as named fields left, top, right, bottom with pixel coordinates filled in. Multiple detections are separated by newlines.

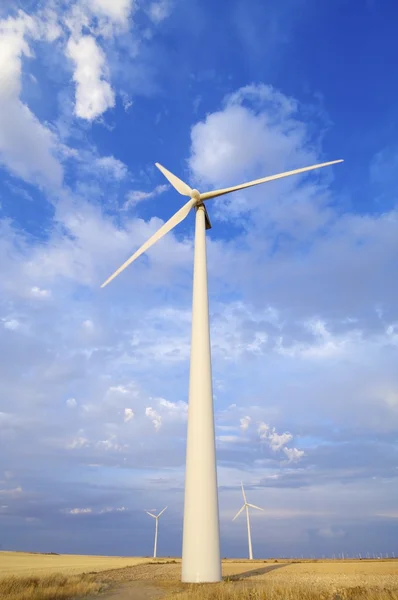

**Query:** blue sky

left=0, top=0, right=397, bottom=559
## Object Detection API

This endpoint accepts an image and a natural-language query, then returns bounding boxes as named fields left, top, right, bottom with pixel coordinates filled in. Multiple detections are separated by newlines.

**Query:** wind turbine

left=233, top=482, right=264, bottom=560
left=146, top=506, right=167, bottom=559
left=101, top=157, right=343, bottom=582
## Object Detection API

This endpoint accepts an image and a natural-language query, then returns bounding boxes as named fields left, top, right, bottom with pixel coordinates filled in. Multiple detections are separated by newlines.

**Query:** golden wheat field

left=227, top=559, right=398, bottom=585
left=0, top=551, right=149, bottom=578
left=1, top=553, right=398, bottom=600
left=179, top=560, right=398, bottom=600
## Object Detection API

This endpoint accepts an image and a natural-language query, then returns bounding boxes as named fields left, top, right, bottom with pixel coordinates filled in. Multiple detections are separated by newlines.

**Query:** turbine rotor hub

left=191, top=189, right=201, bottom=202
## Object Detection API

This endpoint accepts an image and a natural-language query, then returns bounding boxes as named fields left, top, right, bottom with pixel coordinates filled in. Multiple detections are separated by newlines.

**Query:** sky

left=0, top=0, right=397, bottom=560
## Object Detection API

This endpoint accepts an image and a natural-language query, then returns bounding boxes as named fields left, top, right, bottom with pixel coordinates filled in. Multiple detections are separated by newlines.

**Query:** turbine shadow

left=226, top=563, right=290, bottom=581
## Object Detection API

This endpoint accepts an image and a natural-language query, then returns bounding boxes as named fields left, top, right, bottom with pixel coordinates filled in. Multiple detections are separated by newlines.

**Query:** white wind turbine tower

left=146, top=506, right=167, bottom=559
left=101, top=157, right=343, bottom=582
left=233, top=482, right=264, bottom=560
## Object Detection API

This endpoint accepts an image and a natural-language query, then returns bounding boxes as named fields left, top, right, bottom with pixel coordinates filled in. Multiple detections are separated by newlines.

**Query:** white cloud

left=240, top=416, right=251, bottom=431
left=0, top=11, right=63, bottom=188
left=158, top=398, right=188, bottom=420
left=68, top=435, right=89, bottom=449
left=148, top=0, right=172, bottom=23
left=189, top=84, right=312, bottom=189
left=63, top=3, right=91, bottom=38
left=82, top=319, right=94, bottom=331
left=283, top=447, right=305, bottom=463
left=108, top=385, right=130, bottom=395
left=30, top=286, right=51, bottom=298
left=188, top=83, right=336, bottom=245
left=276, top=319, right=362, bottom=361
left=386, top=323, right=398, bottom=345
left=87, top=0, right=133, bottom=24
left=66, top=34, right=115, bottom=121
left=96, top=155, right=128, bottom=180
left=98, top=506, right=126, bottom=513
left=96, top=435, right=128, bottom=451
left=66, top=505, right=126, bottom=515
left=258, top=422, right=294, bottom=451
left=124, top=184, right=168, bottom=208
left=2, top=317, right=20, bottom=331
left=269, top=432, right=293, bottom=451
left=145, top=406, right=162, bottom=431
left=37, top=7, right=63, bottom=42
left=211, top=301, right=277, bottom=361
left=124, top=408, right=134, bottom=422
left=120, top=91, right=133, bottom=112
left=66, top=398, right=77, bottom=408
left=68, top=507, right=92, bottom=514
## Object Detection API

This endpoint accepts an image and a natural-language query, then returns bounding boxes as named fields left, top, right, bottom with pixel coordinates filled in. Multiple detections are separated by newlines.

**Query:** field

left=0, top=551, right=149, bottom=578
left=1, top=553, right=397, bottom=600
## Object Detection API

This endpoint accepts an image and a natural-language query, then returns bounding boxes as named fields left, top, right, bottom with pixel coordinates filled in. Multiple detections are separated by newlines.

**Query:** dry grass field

left=0, top=551, right=149, bottom=578
left=1, top=553, right=397, bottom=600
left=0, top=573, right=103, bottom=600
left=0, top=551, right=151, bottom=600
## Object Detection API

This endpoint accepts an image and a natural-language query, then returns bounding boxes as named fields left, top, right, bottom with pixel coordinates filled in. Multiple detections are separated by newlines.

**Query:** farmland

left=0, top=551, right=149, bottom=578
left=0, top=553, right=397, bottom=600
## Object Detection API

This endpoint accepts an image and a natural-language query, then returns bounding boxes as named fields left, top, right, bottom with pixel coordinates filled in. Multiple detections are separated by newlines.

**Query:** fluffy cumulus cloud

left=87, top=0, right=133, bottom=24
left=66, top=35, right=115, bottom=121
left=30, top=286, right=51, bottom=299
left=0, top=11, right=63, bottom=188
left=283, top=447, right=305, bottom=463
left=258, top=423, right=292, bottom=450
left=145, top=406, right=162, bottom=431
left=96, top=156, right=128, bottom=180
left=124, top=408, right=134, bottom=422
left=189, top=84, right=313, bottom=188
left=61, top=0, right=137, bottom=121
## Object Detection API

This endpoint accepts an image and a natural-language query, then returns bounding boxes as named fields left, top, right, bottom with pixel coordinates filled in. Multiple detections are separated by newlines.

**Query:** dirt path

left=95, top=581, right=167, bottom=600
left=87, top=563, right=181, bottom=600
left=87, top=560, right=291, bottom=600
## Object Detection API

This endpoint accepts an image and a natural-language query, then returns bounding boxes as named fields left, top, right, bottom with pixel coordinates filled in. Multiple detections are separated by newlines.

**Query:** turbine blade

left=101, top=198, right=195, bottom=288
left=155, top=163, right=192, bottom=197
left=157, top=506, right=167, bottom=517
left=199, top=159, right=344, bottom=201
left=247, top=503, right=264, bottom=512
left=241, top=482, right=247, bottom=503
left=146, top=512, right=157, bottom=518
left=232, top=505, right=246, bottom=521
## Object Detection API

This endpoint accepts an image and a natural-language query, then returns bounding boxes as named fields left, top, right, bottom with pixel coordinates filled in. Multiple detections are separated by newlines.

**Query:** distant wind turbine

left=233, top=482, right=264, bottom=560
left=102, top=157, right=343, bottom=582
left=146, top=506, right=167, bottom=558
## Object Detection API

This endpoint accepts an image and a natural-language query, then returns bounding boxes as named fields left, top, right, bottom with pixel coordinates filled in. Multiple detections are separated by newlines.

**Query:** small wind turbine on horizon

left=233, top=482, right=264, bottom=560
left=146, top=506, right=167, bottom=559
left=101, top=156, right=343, bottom=582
